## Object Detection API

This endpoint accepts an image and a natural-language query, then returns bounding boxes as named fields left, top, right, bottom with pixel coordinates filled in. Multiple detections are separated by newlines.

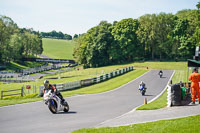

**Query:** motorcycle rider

left=43, top=80, right=66, bottom=105
left=139, top=81, right=146, bottom=90
left=158, top=70, right=163, bottom=77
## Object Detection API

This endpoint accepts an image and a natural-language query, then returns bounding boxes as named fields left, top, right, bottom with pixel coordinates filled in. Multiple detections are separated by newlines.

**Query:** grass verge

left=73, top=115, right=200, bottom=133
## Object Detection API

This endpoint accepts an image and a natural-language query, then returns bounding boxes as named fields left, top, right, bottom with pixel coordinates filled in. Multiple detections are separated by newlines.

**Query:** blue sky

left=0, top=0, right=198, bottom=35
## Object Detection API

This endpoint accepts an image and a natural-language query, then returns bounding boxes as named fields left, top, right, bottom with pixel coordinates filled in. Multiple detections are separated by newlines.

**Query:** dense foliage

left=74, top=8, right=200, bottom=67
left=0, top=16, right=43, bottom=64
left=40, top=30, right=73, bottom=40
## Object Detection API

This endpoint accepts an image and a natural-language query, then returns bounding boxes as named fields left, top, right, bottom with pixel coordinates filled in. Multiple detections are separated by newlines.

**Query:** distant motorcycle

left=159, top=72, right=163, bottom=78
left=43, top=89, right=69, bottom=114
left=139, top=85, right=147, bottom=96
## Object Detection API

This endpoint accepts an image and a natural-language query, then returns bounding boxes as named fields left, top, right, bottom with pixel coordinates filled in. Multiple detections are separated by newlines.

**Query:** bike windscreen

left=139, top=85, right=144, bottom=90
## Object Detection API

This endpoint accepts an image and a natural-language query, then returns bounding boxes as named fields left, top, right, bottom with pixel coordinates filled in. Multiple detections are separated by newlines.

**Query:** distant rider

left=158, top=70, right=163, bottom=75
left=139, top=81, right=146, bottom=90
left=43, top=80, right=66, bottom=105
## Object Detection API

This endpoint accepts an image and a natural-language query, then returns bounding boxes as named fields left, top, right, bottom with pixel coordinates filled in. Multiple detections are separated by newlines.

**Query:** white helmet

left=44, top=80, right=49, bottom=84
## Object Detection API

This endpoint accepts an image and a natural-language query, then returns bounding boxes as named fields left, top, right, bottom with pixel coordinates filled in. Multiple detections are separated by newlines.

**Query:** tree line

left=40, top=30, right=79, bottom=40
left=0, top=16, right=43, bottom=64
left=74, top=4, right=200, bottom=68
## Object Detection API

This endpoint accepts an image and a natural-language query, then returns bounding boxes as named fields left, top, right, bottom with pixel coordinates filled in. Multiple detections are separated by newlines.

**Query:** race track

left=0, top=70, right=174, bottom=133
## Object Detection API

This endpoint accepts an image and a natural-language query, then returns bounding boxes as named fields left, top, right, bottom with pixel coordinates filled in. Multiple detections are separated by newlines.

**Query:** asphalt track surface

left=0, top=70, right=174, bottom=133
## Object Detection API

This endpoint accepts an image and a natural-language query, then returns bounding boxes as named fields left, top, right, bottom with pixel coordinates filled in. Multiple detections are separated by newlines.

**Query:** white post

left=187, top=67, right=189, bottom=86
left=195, top=46, right=199, bottom=56
left=1, top=88, right=3, bottom=100
left=167, top=85, right=172, bottom=107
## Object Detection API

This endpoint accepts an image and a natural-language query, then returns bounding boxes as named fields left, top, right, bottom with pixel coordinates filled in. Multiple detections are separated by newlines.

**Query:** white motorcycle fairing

left=43, top=90, right=69, bottom=114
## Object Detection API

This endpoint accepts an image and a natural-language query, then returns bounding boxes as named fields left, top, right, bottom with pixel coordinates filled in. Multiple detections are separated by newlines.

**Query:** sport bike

left=43, top=89, right=69, bottom=114
left=139, top=85, right=147, bottom=96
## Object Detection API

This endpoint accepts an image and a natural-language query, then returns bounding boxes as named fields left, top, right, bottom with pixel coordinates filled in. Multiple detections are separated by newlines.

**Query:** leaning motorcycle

left=43, top=89, right=69, bottom=114
left=139, top=85, right=147, bottom=96
left=159, top=72, right=163, bottom=78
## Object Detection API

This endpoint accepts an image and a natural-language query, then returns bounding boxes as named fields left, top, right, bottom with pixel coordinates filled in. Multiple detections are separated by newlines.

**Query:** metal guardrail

left=0, top=64, right=63, bottom=76
left=0, top=79, right=34, bottom=83
left=22, top=58, right=76, bottom=64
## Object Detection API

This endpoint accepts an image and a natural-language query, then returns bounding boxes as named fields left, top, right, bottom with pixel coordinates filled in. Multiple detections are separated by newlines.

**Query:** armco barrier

left=38, top=66, right=134, bottom=96
left=62, top=81, right=81, bottom=91
left=97, top=77, right=101, bottom=83
left=81, top=79, right=94, bottom=86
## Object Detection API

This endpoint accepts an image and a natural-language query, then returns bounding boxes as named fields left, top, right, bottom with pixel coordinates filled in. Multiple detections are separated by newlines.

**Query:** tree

left=0, top=15, right=18, bottom=63
left=58, top=31, right=64, bottom=39
left=74, top=21, right=113, bottom=67
left=73, top=34, right=88, bottom=65
left=73, top=34, right=79, bottom=39
left=155, top=13, right=177, bottom=60
left=64, top=34, right=72, bottom=40
left=176, top=9, right=199, bottom=59
left=111, top=18, right=139, bottom=62
left=196, top=2, right=200, bottom=10
left=137, top=14, right=157, bottom=60
left=171, top=19, right=193, bottom=58
left=9, top=33, right=24, bottom=61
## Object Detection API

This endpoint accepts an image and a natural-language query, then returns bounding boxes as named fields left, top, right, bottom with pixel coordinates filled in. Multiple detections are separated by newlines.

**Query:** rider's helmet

left=140, top=81, right=144, bottom=85
left=44, top=80, right=49, bottom=89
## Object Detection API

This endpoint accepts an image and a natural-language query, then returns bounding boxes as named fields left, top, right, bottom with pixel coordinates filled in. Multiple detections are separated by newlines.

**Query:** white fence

left=39, top=66, right=134, bottom=96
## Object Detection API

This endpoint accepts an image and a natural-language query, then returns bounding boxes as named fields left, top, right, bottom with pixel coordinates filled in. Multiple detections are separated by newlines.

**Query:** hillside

left=42, top=38, right=77, bottom=59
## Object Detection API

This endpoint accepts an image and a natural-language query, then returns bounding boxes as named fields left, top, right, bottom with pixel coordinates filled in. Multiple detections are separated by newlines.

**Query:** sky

left=0, top=0, right=199, bottom=36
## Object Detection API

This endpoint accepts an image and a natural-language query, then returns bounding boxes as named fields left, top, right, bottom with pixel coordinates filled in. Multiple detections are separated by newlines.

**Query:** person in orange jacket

left=188, top=68, right=200, bottom=104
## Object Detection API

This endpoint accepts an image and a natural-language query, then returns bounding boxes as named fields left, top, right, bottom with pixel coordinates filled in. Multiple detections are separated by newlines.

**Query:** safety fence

left=0, top=79, right=34, bottom=83
left=1, top=85, right=37, bottom=99
left=1, top=88, right=23, bottom=100
left=19, top=64, right=62, bottom=75
left=0, top=64, right=64, bottom=77
left=39, top=66, right=134, bottom=96
left=0, top=71, right=15, bottom=74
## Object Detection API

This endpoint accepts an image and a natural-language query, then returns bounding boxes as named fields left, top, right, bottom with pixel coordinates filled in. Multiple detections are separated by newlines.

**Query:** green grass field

left=132, top=61, right=187, bottom=70
left=42, top=38, right=77, bottom=59
left=73, top=114, right=200, bottom=133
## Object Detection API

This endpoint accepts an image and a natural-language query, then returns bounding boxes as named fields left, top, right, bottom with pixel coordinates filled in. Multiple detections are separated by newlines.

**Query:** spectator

left=188, top=68, right=200, bottom=104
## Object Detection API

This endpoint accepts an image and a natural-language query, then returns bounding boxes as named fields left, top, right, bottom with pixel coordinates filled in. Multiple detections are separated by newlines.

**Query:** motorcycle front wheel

left=142, top=91, right=145, bottom=96
left=48, top=99, right=57, bottom=114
